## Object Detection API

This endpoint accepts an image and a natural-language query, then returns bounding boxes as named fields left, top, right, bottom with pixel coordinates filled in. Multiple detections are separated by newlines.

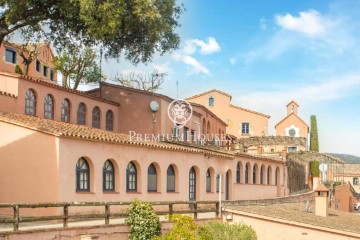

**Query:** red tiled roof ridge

left=0, top=112, right=234, bottom=159
left=229, top=104, right=270, bottom=118
left=18, top=75, right=120, bottom=106
left=186, top=89, right=232, bottom=100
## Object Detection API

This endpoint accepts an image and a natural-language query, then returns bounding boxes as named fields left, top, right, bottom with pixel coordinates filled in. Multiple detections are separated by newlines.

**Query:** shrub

left=310, top=160, right=320, bottom=177
left=155, top=214, right=200, bottom=240
left=125, top=199, right=161, bottom=240
left=198, top=221, right=257, bottom=240
left=15, top=65, right=23, bottom=74
left=310, top=115, right=319, bottom=152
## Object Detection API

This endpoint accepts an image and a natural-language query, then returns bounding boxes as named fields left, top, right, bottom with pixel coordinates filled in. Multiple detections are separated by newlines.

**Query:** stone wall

left=236, top=136, right=306, bottom=148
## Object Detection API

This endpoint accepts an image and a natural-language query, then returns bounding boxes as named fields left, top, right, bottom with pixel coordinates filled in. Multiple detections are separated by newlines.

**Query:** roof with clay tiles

left=0, top=112, right=233, bottom=159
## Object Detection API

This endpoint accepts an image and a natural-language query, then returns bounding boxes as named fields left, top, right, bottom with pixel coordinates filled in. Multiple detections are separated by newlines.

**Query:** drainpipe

left=218, top=173, right=222, bottom=218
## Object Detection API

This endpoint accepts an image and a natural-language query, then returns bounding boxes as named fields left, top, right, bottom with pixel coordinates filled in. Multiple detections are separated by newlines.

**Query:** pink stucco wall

left=0, top=72, right=119, bottom=132
left=186, top=90, right=269, bottom=138
left=275, top=114, right=309, bottom=138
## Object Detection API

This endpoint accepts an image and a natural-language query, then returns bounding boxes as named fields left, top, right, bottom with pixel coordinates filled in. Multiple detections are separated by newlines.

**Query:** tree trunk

left=24, top=64, right=29, bottom=75
left=62, top=74, right=68, bottom=87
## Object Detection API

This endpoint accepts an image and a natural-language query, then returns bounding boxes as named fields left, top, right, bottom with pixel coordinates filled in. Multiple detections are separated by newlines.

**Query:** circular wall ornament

left=150, top=100, right=159, bottom=112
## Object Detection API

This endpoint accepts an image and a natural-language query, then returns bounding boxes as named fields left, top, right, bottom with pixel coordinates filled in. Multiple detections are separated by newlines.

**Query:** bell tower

left=287, top=101, right=299, bottom=116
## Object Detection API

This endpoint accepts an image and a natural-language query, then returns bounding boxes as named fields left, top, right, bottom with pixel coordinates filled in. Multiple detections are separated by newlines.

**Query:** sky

left=89, top=0, right=360, bottom=156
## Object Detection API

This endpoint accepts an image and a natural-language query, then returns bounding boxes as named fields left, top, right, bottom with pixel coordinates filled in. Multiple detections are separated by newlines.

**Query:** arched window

left=207, top=121, right=210, bottom=135
left=206, top=169, right=211, bottom=192
left=208, top=96, right=214, bottom=106
left=148, top=164, right=157, bottom=192
left=61, top=99, right=71, bottom=122
left=267, top=166, right=271, bottom=185
left=189, top=167, right=196, bottom=201
left=25, top=89, right=36, bottom=116
left=76, top=157, right=90, bottom=191
left=275, top=167, right=279, bottom=186
left=77, top=103, right=86, bottom=125
left=253, top=165, right=257, bottom=184
left=167, top=165, right=175, bottom=192
left=92, top=106, right=101, bottom=128
left=126, top=162, right=137, bottom=192
left=236, top=162, right=241, bottom=183
left=103, top=160, right=114, bottom=191
left=44, top=94, right=54, bottom=119
left=245, top=163, right=249, bottom=184
left=106, top=110, right=114, bottom=131
left=260, top=166, right=264, bottom=184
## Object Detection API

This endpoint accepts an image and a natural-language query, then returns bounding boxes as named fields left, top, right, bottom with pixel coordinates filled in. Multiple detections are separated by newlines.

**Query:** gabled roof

left=0, top=111, right=233, bottom=159
left=186, top=89, right=232, bottom=101
left=275, top=113, right=309, bottom=128
left=287, top=100, right=299, bottom=107
left=229, top=104, right=270, bottom=118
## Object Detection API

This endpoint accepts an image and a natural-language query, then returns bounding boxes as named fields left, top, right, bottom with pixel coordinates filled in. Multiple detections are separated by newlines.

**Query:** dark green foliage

left=310, top=115, right=319, bottom=152
left=287, top=159, right=306, bottom=193
left=310, top=160, right=320, bottom=177
left=155, top=214, right=200, bottom=240
left=15, top=65, right=23, bottom=74
left=0, top=0, right=182, bottom=64
left=198, top=221, right=257, bottom=240
left=125, top=199, right=161, bottom=240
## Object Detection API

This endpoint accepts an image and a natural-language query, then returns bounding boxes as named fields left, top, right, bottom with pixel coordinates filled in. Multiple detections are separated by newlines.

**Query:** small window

left=44, top=94, right=54, bottom=119
left=206, top=169, right=211, bottom=192
left=242, top=123, right=250, bottom=134
left=167, top=165, right=175, bottom=192
left=208, top=96, right=214, bottom=107
left=287, top=147, right=297, bottom=152
left=92, top=106, right=101, bottom=128
left=43, top=66, right=48, bottom=77
left=5, top=47, right=16, bottom=64
left=354, top=178, right=359, bottom=186
left=148, top=164, right=157, bottom=192
left=77, top=103, right=86, bottom=125
left=289, top=128, right=296, bottom=137
left=76, top=157, right=90, bottom=192
left=36, top=60, right=41, bottom=72
left=106, top=110, right=114, bottom=131
left=126, top=162, right=137, bottom=192
left=183, top=127, right=189, bottom=142
left=103, top=160, right=115, bottom=191
left=25, top=89, right=36, bottom=116
left=61, top=99, right=71, bottom=122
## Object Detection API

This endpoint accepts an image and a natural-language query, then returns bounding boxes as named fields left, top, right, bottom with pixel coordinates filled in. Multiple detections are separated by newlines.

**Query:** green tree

left=0, top=0, right=182, bottom=64
left=310, top=115, right=319, bottom=152
left=156, top=214, right=200, bottom=240
left=310, top=160, right=320, bottom=177
left=53, top=46, right=104, bottom=90
left=125, top=199, right=161, bottom=240
left=198, top=221, right=257, bottom=240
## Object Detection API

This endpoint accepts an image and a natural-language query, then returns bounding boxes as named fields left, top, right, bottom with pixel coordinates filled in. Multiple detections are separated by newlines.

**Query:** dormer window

left=208, top=96, right=214, bottom=107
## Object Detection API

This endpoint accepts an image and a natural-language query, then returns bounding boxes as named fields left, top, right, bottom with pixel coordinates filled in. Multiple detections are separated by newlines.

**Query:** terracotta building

left=0, top=42, right=57, bottom=82
left=0, top=111, right=287, bottom=215
left=275, top=101, right=309, bottom=140
left=186, top=89, right=270, bottom=139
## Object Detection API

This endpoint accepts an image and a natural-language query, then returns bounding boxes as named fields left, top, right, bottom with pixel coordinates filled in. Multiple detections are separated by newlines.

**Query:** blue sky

left=98, top=0, right=360, bottom=156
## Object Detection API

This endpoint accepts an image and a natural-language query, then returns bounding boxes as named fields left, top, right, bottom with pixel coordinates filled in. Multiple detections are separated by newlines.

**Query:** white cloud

left=184, top=37, right=221, bottom=55
left=153, top=62, right=171, bottom=74
left=236, top=74, right=360, bottom=111
left=275, top=10, right=329, bottom=37
left=173, top=52, right=210, bottom=75
left=230, top=57, right=237, bottom=65
left=173, top=37, right=220, bottom=76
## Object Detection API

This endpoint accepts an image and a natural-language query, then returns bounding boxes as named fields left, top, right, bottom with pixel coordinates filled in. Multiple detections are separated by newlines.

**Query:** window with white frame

left=5, top=47, right=16, bottom=64
left=241, top=122, right=250, bottom=134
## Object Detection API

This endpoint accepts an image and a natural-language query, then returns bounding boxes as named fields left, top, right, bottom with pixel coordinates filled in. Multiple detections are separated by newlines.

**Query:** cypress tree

left=310, top=115, right=319, bottom=152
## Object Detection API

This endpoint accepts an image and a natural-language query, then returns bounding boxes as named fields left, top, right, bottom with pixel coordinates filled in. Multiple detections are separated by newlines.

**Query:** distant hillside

left=326, top=153, right=360, bottom=164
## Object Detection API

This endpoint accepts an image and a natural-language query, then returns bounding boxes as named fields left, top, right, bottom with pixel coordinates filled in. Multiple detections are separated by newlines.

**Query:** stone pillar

left=315, top=185, right=330, bottom=217
left=312, top=177, right=319, bottom=191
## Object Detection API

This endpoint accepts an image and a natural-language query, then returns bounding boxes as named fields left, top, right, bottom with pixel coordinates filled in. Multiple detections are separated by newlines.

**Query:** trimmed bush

left=156, top=214, right=200, bottom=240
left=310, top=115, right=319, bottom=152
left=198, top=221, right=257, bottom=240
left=125, top=199, right=161, bottom=240
left=310, top=160, right=320, bottom=177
